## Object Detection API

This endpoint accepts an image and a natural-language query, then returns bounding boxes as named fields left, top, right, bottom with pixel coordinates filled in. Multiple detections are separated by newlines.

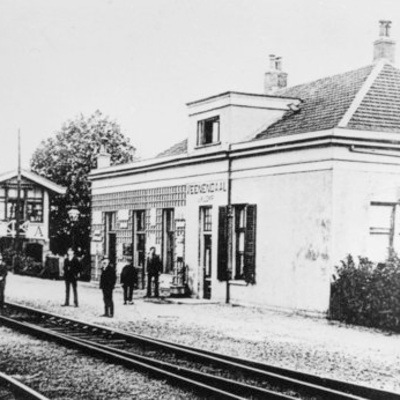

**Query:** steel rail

left=0, top=314, right=296, bottom=400
left=150, top=334, right=400, bottom=400
left=0, top=371, right=50, bottom=400
left=4, top=302, right=367, bottom=400
left=5, top=302, right=400, bottom=400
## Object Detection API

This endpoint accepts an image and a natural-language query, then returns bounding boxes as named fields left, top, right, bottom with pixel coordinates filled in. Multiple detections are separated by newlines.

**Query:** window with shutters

left=217, top=204, right=257, bottom=284
left=234, top=205, right=246, bottom=280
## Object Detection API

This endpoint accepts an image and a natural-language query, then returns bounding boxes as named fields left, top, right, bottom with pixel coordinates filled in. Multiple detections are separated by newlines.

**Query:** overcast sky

left=1, top=0, right=399, bottom=171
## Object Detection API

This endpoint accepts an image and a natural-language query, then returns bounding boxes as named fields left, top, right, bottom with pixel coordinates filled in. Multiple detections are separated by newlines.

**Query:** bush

left=330, top=254, right=400, bottom=332
left=14, top=255, right=44, bottom=277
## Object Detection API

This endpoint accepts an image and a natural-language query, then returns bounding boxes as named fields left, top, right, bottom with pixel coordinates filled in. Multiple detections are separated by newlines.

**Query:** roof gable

left=255, top=64, right=375, bottom=140
left=0, top=169, right=66, bottom=195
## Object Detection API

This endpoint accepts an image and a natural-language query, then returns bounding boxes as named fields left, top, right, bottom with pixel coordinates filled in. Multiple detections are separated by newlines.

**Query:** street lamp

left=67, top=206, right=80, bottom=250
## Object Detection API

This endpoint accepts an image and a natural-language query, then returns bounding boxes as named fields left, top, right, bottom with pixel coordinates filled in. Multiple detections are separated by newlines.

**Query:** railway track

left=0, top=371, right=50, bottom=400
left=1, top=301, right=399, bottom=400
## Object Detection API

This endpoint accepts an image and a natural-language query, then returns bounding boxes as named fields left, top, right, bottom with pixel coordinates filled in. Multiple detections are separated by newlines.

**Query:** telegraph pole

left=15, top=129, right=22, bottom=257
left=226, top=145, right=233, bottom=304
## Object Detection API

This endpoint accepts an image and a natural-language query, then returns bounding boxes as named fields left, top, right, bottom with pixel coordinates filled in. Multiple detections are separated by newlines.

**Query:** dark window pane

left=197, top=117, right=220, bottom=146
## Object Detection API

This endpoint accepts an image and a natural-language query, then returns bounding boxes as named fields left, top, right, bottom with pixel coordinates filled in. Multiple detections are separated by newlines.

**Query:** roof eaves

left=186, top=90, right=301, bottom=106
left=0, top=169, right=66, bottom=195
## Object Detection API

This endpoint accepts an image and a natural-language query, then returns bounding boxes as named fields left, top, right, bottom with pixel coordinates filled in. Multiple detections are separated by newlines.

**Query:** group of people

left=63, top=246, right=163, bottom=318
left=0, top=246, right=163, bottom=317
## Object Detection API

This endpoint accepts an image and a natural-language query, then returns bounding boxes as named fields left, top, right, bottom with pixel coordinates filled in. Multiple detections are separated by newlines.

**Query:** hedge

left=329, top=254, right=400, bottom=332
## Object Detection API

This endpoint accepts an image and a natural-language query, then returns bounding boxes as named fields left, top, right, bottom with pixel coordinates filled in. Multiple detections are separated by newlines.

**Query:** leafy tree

left=31, top=110, right=135, bottom=258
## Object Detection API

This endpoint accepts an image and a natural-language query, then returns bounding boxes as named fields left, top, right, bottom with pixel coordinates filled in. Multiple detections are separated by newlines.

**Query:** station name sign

left=186, top=181, right=227, bottom=195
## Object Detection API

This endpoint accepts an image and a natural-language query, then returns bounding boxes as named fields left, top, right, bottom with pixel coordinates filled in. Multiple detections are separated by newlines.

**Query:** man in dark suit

left=100, top=257, right=116, bottom=317
left=0, top=253, right=7, bottom=311
left=146, top=247, right=162, bottom=298
left=120, top=262, right=137, bottom=304
left=62, top=248, right=81, bottom=307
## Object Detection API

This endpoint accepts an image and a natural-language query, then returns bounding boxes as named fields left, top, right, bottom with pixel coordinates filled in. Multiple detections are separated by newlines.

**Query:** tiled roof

left=256, top=64, right=376, bottom=140
left=348, top=64, right=400, bottom=132
left=156, top=139, right=188, bottom=158
left=156, top=62, right=400, bottom=156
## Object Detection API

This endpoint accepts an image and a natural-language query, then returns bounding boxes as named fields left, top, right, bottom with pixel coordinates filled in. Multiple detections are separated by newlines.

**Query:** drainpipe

left=226, top=145, right=233, bottom=304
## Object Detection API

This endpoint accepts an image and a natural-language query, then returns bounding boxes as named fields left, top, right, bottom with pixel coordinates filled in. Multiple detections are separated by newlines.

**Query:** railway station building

left=0, top=169, right=66, bottom=262
left=89, top=21, right=400, bottom=314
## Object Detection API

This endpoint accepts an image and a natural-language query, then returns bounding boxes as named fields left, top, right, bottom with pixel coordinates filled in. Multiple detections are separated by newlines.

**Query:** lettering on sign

left=34, top=226, right=44, bottom=238
left=199, top=195, right=214, bottom=204
left=186, top=181, right=227, bottom=196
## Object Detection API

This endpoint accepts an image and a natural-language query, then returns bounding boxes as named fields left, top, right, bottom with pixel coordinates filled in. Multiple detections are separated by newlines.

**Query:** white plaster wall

left=229, top=106, right=286, bottom=143
left=187, top=106, right=287, bottom=154
left=332, top=157, right=400, bottom=265
left=211, top=168, right=333, bottom=313
left=91, top=140, right=400, bottom=313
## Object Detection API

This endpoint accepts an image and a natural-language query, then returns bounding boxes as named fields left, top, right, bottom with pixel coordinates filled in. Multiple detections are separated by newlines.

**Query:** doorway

left=162, top=209, right=175, bottom=274
left=108, top=233, right=116, bottom=267
left=132, top=210, right=146, bottom=288
left=104, top=212, right=116, bottom=266
left=199, top=206, right=212, bottom=299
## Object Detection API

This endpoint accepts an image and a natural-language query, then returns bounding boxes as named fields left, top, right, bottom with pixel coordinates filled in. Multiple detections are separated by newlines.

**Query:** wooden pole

left=15, top=129, right=22, bottom=257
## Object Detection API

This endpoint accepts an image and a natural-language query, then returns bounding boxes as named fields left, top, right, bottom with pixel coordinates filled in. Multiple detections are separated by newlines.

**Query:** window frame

left=233, top=205, right=247, bottom=280
left=25, top=187, right=44, bottom=223
left=199, top=206, right=213, bottom=278
left=368, top=202, right=399, bottom=261
left=196, top=116, right=220, bottom=147
left=217, top=203, right=257, bottom=284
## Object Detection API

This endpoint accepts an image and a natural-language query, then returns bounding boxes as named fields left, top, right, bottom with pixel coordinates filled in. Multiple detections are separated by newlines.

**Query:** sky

left=0, top=0, right=400, bottom=171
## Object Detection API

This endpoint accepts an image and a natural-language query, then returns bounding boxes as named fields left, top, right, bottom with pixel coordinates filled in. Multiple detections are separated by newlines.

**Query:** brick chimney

left=96, top=145, right=111, bottom=169
left=373, top=20, right=395, bottom=63
left=264, top=55, right=288, bottom=94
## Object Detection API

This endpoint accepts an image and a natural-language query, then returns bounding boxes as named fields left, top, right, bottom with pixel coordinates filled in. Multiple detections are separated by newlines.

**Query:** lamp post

left=67, top=207, right=80, bottom=251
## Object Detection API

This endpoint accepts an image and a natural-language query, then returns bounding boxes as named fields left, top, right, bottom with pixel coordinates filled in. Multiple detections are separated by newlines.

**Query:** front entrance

left=199, top=206, right=212, bottom=299
left=162, top=208, right=175, bottom=273
left=132, top=210, right=146, bottom=288
left=108, top=233, right=116, bottom=267
left=104, top=212, right=116, bottom=266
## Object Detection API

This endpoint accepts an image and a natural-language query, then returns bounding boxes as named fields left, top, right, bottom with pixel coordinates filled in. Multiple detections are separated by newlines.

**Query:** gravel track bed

left=0, top=326, right=201, bottom=400
left=5, top=275, right=400, bottom=395
left=4, top=308, right=310, bottom=399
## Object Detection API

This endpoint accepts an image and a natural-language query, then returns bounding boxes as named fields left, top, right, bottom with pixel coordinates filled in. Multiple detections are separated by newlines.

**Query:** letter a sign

left=34, top=226, right=44, bottom=238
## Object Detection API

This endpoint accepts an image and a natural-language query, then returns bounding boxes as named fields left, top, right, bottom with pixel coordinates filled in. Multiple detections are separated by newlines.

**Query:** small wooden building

left=0, top=169, right=66, bottom=262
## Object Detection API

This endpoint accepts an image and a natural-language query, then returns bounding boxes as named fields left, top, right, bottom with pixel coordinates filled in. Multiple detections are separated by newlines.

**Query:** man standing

left=100, top=257, right=116, bottom=317
left=0, top=253, right=7, bottom=311
left=146, top=247, right=162, bottom=298
left=62, top=248, right=80, bottom=307
left=120, top=262, right=137, bottom=305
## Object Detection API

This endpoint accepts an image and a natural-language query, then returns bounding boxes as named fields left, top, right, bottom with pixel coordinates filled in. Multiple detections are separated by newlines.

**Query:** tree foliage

left=31, top=110, right=135, bottom=255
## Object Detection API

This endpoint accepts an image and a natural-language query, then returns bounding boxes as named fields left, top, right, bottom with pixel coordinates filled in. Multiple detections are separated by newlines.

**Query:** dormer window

left=197, top=116, right=220, bottom=146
